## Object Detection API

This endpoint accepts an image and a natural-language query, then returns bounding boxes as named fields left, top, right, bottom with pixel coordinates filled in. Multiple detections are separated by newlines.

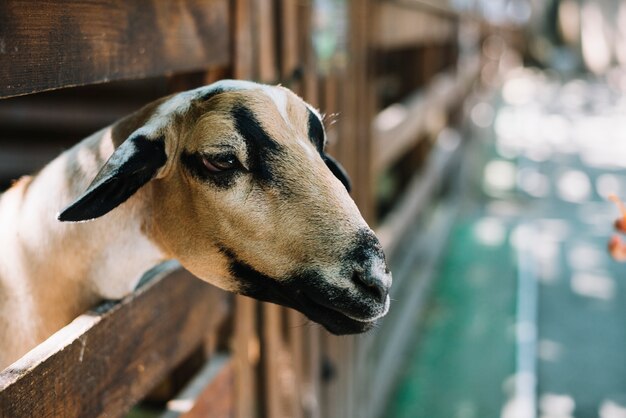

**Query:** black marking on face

left=180, top=151, right=241, bottom=189
left=217, top=245, right=295, bottom=311
left=307, top=109, right=325, bottom=153
left=341, top=230, right=391, bottom=303
left=347, top=229, right=388, bottom=272
left=199, top=87, right=225, bottom=102
left=306, top=108, right=352, bottom=192
left=217, top=244, right=381, bottom=335
left=231, top=104, right=283, bottom=185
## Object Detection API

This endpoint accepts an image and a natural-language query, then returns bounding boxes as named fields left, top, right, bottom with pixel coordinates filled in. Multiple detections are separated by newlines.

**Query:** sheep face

left=60, top=81, right=391, bottom=335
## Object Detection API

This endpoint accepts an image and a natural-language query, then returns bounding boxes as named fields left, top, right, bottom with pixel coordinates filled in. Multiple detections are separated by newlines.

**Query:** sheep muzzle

left=222, top=229, right=392, bottom=335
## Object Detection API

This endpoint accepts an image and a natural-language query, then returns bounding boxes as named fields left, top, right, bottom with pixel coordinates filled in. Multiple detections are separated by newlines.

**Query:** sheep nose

left=352, top=268, right=390, bottom=303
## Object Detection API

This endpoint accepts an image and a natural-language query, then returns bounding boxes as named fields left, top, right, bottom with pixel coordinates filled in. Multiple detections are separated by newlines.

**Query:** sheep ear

left=58, top=135, right=167, bottom=222
left=323, top=153, right=352, bottom=193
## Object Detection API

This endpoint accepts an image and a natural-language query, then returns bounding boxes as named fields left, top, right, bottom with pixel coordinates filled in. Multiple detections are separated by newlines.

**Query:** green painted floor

left=389, top=216, right=518, bottom=418
left=388, top=70, right=626, bottom=418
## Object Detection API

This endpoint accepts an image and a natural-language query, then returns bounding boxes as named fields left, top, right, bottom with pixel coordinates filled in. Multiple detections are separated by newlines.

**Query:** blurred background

left=2, top=0, right=626, bottom=417
left=387, top=1, right=626, bottom=418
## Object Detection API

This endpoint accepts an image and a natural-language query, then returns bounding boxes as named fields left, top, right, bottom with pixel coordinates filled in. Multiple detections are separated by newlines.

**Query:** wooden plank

left=304, top=326, right=322, bottom=418
left=372, top=69, right=476, bottom=173
left=387, top=0, right=463, bottom=18
left=299, top=0, right=319, bottom=109
left=279, top=0, right=300, bottom=78
left=277, top=307, right=299, bottom=416
left=320, top=333, right=341, bottom=418
left=350, top=0, right=376, bottom=224
left=353, top=332, right=374, bottom=418
left=261, top=306, right=301, bottom=418
left=0, top=0, right=230, bottom=98
left=233, top=0, right=256, bottom=80
left=374, top=3, right=456, bottom=49
left=233, top=297, right=259, bottom=418
left=345, top=337, right=356, bottom=418
left=261, top=303, right=284, bottom=418
left=286, top=311, right=304, bottom=418
left=255, top=0, right=277, bottom=83
left=0, top=98, right=136, bottom=131
left=334, top=77, right=355, bottom=195
left=420, top=45, right=439, bottom=83
left=321, top=331, right=361, bottom=417
left=162, top=355, right=235, bottom=418
left=376, top=128, right=462, bottom=257
left=0, top=145, right=63, bottom=178
left=0, top=263, right=227, bottom=418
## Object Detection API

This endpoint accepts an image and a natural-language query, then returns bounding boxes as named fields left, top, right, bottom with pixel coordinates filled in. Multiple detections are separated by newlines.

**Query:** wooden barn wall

left=0, top=0, right=486, bottom=417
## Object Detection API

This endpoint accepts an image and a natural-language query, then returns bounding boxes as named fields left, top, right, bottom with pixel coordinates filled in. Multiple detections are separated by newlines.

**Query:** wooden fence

left=0, top=0, right=495, bottom=416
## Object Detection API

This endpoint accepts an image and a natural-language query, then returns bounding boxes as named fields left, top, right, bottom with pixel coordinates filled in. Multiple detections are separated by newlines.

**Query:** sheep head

left=59, top=80, right=391, bottom=335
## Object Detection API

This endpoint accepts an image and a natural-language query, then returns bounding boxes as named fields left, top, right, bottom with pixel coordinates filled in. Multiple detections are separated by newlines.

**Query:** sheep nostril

left=352, top=270, right=389, bottom=303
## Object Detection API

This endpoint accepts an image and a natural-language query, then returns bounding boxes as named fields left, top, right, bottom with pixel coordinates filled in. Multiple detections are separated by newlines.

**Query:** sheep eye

left=202, top=154, right=239, bottom=173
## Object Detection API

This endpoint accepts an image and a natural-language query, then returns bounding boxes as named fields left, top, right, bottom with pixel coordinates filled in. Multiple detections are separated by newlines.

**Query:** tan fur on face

left=146, top=89, right=367, bottom=289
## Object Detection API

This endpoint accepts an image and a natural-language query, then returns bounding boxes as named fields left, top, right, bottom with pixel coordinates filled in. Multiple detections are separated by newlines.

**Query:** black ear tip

left=57, top=200, right=100, bottom=222
left=56, top=135, right=167, bottom=223
left=57, top=207, right=81, bottom=222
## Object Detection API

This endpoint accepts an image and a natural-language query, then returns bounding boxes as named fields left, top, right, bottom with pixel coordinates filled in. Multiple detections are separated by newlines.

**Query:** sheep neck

left=0, top=127, right=164, bottom=369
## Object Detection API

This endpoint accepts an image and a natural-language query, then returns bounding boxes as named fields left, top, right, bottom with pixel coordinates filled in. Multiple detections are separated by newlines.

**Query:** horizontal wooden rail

left=0, top=145, right=62, bottom=178
left=0, top=262, right=229, bottom=418
left=374, top=2, right=457, bottom=49
left=0, top=98, right=137, bottom=131
left=372, top=56, right=480, bottom=173
left=372, top=74, right=455, bottom=172
left=385, top=0, right=471, bottom=19
left=376, top=127, right=463, bottom=258
left=0, top=0, right=230, bottom=98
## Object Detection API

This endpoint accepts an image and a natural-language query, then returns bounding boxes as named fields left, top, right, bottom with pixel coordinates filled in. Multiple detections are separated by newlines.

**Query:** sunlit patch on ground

left=539, top=393, right=576, bottom=418
left=600, top=400, right=626, bottom=418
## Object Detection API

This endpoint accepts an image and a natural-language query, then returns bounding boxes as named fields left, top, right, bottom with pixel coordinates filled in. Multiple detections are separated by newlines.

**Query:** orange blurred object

left=608, top=194, right=626, bottom=261
left=608, top=194, right=626, bottom=233
left=609, top=235, right=626, bottom=261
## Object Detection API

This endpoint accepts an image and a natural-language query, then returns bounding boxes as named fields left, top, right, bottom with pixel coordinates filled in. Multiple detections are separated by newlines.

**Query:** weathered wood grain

left=233, top=0, right=255, bottom=80
left=372, top=71, right=464, bottom=173
left=260, top=303, right=283, bottom=418
left=233, top=296, right=259, bottom=418
left=162, top=355, right=235, bottom=418
left=0, top=264, right=227, bottom=418
left=255, top=0, right=277, bottom=83
left=374, top=2, right=456, bottom=49
left=279, top=0, right=300, bottom=79
left=389, top=0, right=462, bottom=18
left=0, top=0, right=230, bottom=98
